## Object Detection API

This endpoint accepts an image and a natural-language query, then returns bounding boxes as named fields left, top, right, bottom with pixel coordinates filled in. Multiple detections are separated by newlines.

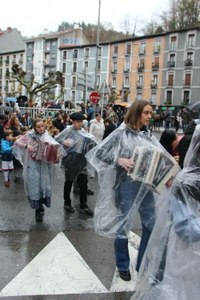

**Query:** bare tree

left=11, top=64, right=63, bottom=106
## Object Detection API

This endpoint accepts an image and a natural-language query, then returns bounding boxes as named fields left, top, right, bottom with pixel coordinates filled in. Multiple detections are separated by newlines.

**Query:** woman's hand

left=63, top=139, right=74, bottom=147
left=118, top=158, right=135, bottom=171
left=166, top=176, right=174, bottom=188
left=27, top=144, right=35, bottom=152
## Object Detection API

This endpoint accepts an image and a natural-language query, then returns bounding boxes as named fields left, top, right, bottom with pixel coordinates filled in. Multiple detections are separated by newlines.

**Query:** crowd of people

left=0, top=100, right=199, bottom=299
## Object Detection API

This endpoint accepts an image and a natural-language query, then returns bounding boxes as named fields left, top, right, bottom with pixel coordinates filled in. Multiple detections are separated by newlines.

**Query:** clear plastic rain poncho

left=55, top=126, right=97, bottom=181
left=133, top=124, right=200, bottom=300
left=86, top=123, right=180, bottom=238
left=13, top=130, right=63, bottom=209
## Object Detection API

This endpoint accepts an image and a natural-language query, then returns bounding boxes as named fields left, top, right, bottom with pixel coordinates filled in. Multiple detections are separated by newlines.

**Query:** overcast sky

left=0, top=0, right=169, bottom=37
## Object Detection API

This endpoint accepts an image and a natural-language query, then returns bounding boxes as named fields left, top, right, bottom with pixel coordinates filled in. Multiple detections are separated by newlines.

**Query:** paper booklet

left=127, top=146, right=180, bottom=193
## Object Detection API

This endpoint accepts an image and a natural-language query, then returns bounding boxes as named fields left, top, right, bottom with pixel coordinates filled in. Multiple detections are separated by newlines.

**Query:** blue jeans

left=114, top=179, right=155, bottom=272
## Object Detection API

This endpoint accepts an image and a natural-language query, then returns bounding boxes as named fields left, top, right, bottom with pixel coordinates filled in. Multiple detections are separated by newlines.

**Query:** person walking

left=133, top=124, right=200, bottom=300
left=55, top=112, right=96, bottom=216
left=89, top=113, right=105, bottom=143
left=86, top=100, right=176, bottom=281
left=13, top=118, right=62, bottom=222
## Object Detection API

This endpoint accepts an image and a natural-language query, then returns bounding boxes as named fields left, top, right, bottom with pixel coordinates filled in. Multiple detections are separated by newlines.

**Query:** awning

left=114, top=101, right=131, bottom=107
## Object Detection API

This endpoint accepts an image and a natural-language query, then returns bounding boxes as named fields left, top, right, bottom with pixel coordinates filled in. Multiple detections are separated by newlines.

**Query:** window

left=168, top=54, right=175, bottom=67
left=98, top=46, right=102, bottom=56
left=97, top=75, right=100, bottom=89
left=52, top=41, right=57, bottom=47
left=112, top=61, right=117, bottom=72
left=168, top=73, right=174, bottom=86
left=187, top=34, right=195, bottom=48
left=139, top=43, right=146, bottom=55
left=166, top=91, right=172, bottom=104
left=84, top=61, right=88, bottom=71
left=126, top=43, right=131, bottom=55
left=154, top=39, right=160, bottom=53
left=183, top=91, right=190, bottom=104
left=63, top=51, right=67, bottom=60
left=112, top=76, right=116, bottom=87
left=0, top=56, right=2, bottom=67
left=46, top=42, right=50, bottom=52
left=73, top=49, right=78, bottom=59
left=170, top=36, right=177, bottom=50
left=62, top=63, right=66, bottom=73
left=137, top=75, right=143, bottom=88
left=113, top=45, right=118, bottom=56
left=185, top=52, right=193, bottom=67
left=97, top=60, right=101, bottom=72
left=152, top=74, right=158, bottom=88
left=71, top=90, right=76, bottom=101
left=72, top=61, right=77, bottom=73
left=85, top=48, right=89, bottom=58
left=124, top=76, right=129, bottom=87
left=124, top=59, right=130, bottom=72
left=51, top=53, right=56, bottom=59
left=72, top=76, right=77, bottom=88
left=185, top=73, right=191, bottom=86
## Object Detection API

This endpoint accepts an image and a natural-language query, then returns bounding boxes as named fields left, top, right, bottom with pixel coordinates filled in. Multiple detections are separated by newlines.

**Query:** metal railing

left=16, top=106, right=78, bottom=119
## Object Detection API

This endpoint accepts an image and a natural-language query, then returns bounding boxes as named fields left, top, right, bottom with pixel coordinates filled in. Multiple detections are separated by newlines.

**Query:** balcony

left=123, top=68, right=130, bottom=73
left=186, top=41, right=195, bottom=49
left=111, top=68, right=117, bottom=74
left=184, top=59, right=193, bottom=67
left=153, top=46, right=160, bottom=54
left=137, top=64, right=144, bottom=72
left=139, top=48, right=145, bottom=55
left=167, top=61, right=175, bottom=68
left=152, top=63, right=159, bottom=71
left=112, top=52, right=118, bottom=58
left=136, top=81, right=143, bottom=89
left=151, top=82, right=157, bottom=89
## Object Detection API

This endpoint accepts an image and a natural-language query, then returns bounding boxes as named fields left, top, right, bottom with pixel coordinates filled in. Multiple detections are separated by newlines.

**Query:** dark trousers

left=64, top=173, right=88, bottom=208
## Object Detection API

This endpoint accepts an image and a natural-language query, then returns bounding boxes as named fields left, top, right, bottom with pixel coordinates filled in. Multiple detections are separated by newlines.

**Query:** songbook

left=127, top=146, right=180, bottom=193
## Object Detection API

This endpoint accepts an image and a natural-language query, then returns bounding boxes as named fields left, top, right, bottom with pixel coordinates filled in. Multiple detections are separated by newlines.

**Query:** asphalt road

left=0, top=129, right=164, bottom=300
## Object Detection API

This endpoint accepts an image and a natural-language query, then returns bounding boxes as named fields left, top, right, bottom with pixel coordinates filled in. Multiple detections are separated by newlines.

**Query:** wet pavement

left=0, top=129, right=165, bottom=300
left=0, top=165, right=138, bottom=300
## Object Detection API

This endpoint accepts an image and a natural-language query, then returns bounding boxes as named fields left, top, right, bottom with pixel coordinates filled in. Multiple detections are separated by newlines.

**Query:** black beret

left=70, top=112, right=85, bottom=120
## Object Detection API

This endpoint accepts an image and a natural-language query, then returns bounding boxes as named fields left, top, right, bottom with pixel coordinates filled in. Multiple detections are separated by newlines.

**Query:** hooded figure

left=133, top=124, right=200, bottom=300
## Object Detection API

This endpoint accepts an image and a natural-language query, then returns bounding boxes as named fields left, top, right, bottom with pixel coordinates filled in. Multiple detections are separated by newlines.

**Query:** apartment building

left=59, top=42, right=110, bottom=103
left=25, top=28, right=89, bottom=104
left=109, top=33, right=166, bottom=105
left=1, top=26, right=200, bottom=107
left=0, top=27, right=25, bottom=100
left=161, top=27, right=200, bottom=106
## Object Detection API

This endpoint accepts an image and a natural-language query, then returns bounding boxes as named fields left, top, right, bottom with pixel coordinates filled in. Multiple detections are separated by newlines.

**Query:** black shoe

left=73, top=189, right=80, bottom=195
left=14, top=176, right=21, bottom=183
left=87, top=189, right=94, bottom=195
left=64, top=205, right=75, bottom=213
left=119, top=270, right=131, bottom=281
left=39, top=205, right=45, bottom=215
left=35, top=209, right=43, bottom=222
left=79, top=205, right=93, bottom=216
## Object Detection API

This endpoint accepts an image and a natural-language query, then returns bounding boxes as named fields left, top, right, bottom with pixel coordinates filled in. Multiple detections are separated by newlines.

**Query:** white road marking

left=0, top=232, right=108, bottom=297
left=110, top=231, right=140, bottom=292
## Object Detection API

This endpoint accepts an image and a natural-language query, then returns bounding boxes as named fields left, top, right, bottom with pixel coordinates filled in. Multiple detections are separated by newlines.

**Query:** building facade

left=1, top=26, right=200, bottom=108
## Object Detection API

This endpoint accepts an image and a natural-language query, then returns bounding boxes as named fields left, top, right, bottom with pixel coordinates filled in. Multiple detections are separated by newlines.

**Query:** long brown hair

left=125, top=100, right=151, bottom=129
